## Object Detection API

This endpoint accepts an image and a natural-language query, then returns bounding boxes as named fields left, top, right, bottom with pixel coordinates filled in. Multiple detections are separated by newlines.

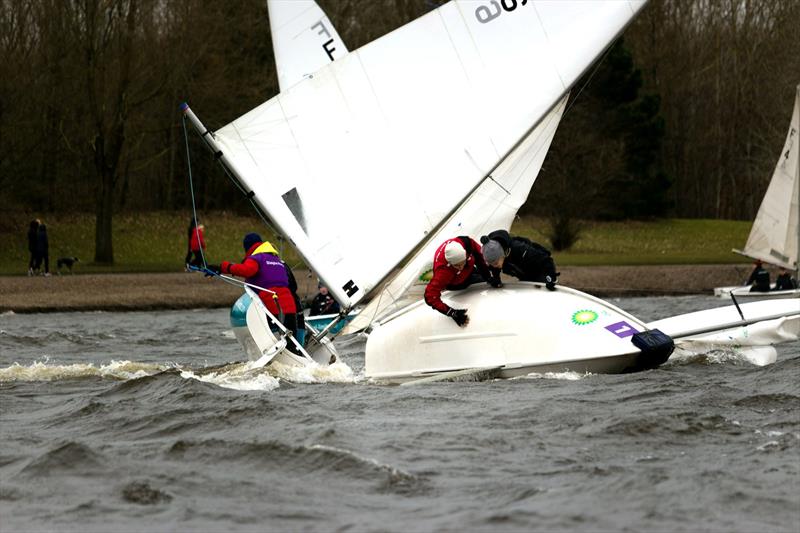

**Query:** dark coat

left=483, top=229, right=556, bottom=283
left=747, top=265, right=770, bottom=292
left=35, top=226, right=49, bottom=256
left=774, top=273, right=797, bottom=291
left=310, top=292, right=340, bottom=316
left=27, top=227, right=38, bottom=253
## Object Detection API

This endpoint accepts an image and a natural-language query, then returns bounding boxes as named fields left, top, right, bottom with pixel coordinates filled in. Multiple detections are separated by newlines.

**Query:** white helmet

left=444, top=241, right=467, bottom=265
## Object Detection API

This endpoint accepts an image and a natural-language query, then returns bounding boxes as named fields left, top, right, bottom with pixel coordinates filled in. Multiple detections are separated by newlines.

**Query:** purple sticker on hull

left=605, top=321, right=638, bottom=338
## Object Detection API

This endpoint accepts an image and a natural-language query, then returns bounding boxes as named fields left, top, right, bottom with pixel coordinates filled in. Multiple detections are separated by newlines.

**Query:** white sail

left=734, top=85, right=799, bottom=271
left=267, top=0, right=348, bottom=91
left=212, top=0, right=647, bottom=308
left=344, top=96, right=568, bottom=333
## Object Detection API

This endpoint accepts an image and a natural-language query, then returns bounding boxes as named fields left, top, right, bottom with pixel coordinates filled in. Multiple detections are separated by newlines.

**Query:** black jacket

left=483, top=229, right=556, bottom=283
left=747, top=265, right=770, bottom=292
left=310, top=293, right=340, bottom=316
left=774, top=273, right=797, bottom=291
left=36, top=226, right=49, bottom=256
left=27, top=227, right=38, bottom=253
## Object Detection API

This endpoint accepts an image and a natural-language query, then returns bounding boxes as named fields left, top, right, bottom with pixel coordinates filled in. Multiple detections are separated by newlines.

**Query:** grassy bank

left=0, top=211, right=302, bottom=276
left=0, top=211, right=751, bottom=275
left=516, top=218, right=753, bottom=266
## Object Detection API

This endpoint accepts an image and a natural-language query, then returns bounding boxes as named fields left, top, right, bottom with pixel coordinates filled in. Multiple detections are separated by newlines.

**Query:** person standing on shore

left=424, top=236, right=497, bottom=327
left=480, top=229, right=559, bottom=290
left=34, top=223, right=50, bottom=276
left=185, top=219, right=206, bottom=268
left=27, top=219, right=40, bottom=276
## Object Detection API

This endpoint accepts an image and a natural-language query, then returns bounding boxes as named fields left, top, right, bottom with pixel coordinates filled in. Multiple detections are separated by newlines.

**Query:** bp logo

left=572, top=310, right=598, bottom=325
left=418, top=269, right=433, bottom=283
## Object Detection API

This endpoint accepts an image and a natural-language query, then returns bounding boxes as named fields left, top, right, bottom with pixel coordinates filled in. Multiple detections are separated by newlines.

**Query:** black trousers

left=281, top=313, right=302, bottom=354
left=33, top=253, right=49, bottom=273
left=185, top=250, right=204, bottom=267
left=447, top=270, right=485, bottom=291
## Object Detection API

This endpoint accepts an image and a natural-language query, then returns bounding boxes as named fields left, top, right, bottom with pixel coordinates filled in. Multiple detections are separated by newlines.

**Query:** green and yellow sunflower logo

left=571, top=309, right=598, bottom=325
left=418, top=269, right=434, bottom=283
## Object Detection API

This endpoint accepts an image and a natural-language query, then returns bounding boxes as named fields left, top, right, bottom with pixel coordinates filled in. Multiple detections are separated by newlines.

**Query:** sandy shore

left=0, top=264, right=755, bottom=313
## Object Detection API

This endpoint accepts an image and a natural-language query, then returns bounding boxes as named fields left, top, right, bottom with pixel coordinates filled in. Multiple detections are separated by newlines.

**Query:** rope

left=182, top=115, right=207, bottom=269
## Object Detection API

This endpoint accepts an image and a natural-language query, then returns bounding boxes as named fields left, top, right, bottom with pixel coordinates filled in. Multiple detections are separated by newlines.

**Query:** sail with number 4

left=210, top=0, right=647, bottom=310
left=267, top=0, right=348, bottom=91
left=734, top=85, right=800, bottom=272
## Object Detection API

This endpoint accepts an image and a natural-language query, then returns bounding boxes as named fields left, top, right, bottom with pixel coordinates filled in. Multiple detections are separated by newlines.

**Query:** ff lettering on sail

left=267, top=0, right=348, bottom=91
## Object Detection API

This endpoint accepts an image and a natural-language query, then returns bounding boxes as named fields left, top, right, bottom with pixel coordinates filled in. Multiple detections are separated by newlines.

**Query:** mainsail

left=344, top=96, right=568, bottom=333
left=734, top=85, right=799, bottom=271
left=210, top=0, right=647, bottom=309
left=267, top=0, right=348, bottom=91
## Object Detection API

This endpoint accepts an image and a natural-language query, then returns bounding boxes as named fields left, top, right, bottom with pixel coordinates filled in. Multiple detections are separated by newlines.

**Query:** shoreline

left=0, top=264, right=756, bottom=314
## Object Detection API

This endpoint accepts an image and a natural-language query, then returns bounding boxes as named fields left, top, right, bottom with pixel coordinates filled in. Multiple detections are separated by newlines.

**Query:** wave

left=0, top=330, right=115, bottom=347
left=0, top=355, right=355, bottom=391
left=667, top=345, right=778, bottom=367
left=180, top=367, right=280, bottom=392
left=179, top=358, right=355, bottom=391
left=0, top=360, right=170, bottom=382
left=166, top=439, right=428, bottom=495
left=19, top=441, right=107, bottom=478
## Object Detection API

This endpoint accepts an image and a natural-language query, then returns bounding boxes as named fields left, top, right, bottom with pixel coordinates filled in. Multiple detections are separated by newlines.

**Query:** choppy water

left=1, top=296, right=798, bottom=532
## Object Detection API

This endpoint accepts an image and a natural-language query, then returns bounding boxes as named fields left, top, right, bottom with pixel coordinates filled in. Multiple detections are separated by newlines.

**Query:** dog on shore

left=57, top=257, right=79, bottom=274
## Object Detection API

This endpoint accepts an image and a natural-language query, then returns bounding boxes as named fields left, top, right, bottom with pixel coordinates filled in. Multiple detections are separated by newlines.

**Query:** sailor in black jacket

left=480, top=229, right=559, bottom=290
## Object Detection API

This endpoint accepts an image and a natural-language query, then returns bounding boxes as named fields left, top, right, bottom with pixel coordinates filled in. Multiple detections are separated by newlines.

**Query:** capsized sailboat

left=223, top=0, right=350, bottom=367
left=715, top=85, right=800, bottom=300
left=184, top=1, right=798, bottom=379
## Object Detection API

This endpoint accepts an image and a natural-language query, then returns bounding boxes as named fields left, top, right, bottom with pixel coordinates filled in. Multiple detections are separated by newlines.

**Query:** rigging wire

left=562, top=39, right=618, bottom=119
left=182, top=115, right=208, bottom=269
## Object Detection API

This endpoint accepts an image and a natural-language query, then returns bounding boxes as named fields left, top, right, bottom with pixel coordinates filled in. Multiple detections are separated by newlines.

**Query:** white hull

left=649, top=298, right=800, bottom=347
left=365, top=283, right=670, bottom=383
left=231, top=291, right=338, bottom=369
left=713, top=285, right=800, bottom=300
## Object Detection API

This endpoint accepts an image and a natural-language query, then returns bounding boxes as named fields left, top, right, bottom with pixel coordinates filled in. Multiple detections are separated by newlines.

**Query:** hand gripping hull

left=365, top=283, right=666, bottom=382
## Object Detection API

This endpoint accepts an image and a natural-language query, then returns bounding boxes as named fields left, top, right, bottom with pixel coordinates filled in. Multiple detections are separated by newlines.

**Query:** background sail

left=344, top=97, right=568, bottom=333
left=213, top=0, right=647, bottom=308
left=735, top=85, right=799, bottom=270
left=267, top=0, right=348, bottom=90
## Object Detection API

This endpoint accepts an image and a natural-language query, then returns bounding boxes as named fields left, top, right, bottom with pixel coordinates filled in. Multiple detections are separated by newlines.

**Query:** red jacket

left=221, top=243, right=296, bottom=315
left=189, top=226, right=206, bottom=252
left=424, top=236, right=490, bottom=315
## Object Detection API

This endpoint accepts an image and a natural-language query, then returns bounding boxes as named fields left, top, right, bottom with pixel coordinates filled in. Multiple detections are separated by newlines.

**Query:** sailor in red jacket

left=210, top=233, right=299, bottom=339
left=424, top=236, right=500, bottom=327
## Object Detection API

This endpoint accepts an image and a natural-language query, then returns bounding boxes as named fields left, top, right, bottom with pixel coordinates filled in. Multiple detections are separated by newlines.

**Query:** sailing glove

left=545, top=272, right=559, bottom=291
left=447, top=308, right=469, bottom=327
left=488, top=276, right=502, bottom=288
left=205, top=264, right=221, bottom=276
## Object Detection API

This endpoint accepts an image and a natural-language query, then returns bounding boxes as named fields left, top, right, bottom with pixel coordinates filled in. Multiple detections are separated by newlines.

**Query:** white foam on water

left=0, top=359, right=169, bottom=382
left=756, top=441, right=781, bottom=451
left=671, top=344, right=778, bottom=366
left=179, top=367, right=281, bottom=391
left=269, top=360, right=356, bottom=384
left=519, top=370, right=590, bottom=381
